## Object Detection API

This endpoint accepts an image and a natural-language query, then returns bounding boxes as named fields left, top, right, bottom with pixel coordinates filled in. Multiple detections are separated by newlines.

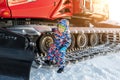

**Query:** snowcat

left=1, top=0, right=120, bottom=80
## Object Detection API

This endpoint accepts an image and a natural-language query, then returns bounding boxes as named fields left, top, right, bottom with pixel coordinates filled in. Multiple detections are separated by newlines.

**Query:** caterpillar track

left=29, top=23, right=120, bottom=68
left=66, top=43, right=120, bottom=64
left=34, top=43, right=120, bottom=68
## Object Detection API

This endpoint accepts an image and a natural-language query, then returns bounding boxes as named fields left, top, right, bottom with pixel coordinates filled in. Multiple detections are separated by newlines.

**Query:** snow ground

left=30, top=51, right=120, bottom=80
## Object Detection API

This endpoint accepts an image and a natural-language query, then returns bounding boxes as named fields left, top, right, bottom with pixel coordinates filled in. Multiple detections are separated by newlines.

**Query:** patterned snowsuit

left=47, top=28, right=71, bottom=68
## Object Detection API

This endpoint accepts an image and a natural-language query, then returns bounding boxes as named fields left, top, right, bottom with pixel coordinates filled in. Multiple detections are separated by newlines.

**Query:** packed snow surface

left=30, top=51, right=120, bottom=80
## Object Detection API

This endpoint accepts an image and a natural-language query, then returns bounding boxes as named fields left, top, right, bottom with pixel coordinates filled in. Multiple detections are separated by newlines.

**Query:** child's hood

left=58, top=19, right=69, bottom=32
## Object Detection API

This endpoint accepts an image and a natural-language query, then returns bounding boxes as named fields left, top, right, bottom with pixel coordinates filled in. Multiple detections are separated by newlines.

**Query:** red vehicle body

left=0, top=0, right=108, bottom=21
left=0, top=0, right=72, bottom=19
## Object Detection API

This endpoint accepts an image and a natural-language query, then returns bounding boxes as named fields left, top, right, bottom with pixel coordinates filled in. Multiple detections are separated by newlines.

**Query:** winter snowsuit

left=47, top=20, right=71, bottom=68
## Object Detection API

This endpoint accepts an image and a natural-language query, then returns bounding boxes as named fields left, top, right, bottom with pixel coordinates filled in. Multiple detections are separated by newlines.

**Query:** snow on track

left=30, top=51, right=120, bottom=80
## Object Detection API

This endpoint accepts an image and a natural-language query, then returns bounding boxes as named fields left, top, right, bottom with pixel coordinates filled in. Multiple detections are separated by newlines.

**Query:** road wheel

left=77, top=33, right=88, bottom=48
left=90, top=33, right=99, bottom=46
left=38, top=33, right=54, bottom=56
left=68, top=33, right=75, bottom=49
left=100, top=33, right=107, bottom=44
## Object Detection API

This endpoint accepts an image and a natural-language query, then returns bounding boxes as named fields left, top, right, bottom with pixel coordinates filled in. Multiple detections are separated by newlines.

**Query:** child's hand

left=60, top=47, right=67, bottom=52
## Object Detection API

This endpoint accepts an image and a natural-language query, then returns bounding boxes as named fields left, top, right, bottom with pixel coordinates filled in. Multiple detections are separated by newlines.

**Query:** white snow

left=30, top=51, right=120, bottom=80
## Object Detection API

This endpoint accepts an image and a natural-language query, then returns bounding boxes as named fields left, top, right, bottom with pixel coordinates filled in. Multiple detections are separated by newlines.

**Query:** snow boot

left=57, top=67, right=64, bottom=73
left=44, top=60, right=54, bottom=66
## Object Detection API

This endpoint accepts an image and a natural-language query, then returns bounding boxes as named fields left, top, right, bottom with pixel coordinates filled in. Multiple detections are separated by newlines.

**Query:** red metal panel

left=8, top=0, right=60, bottom=19
left=51, top=0, right=73, bottom=19
left=73, top=0, right=80, bottom=14
left=0, top=0, right=11, bottom=18
left=73, top=0, right=83, bottom=14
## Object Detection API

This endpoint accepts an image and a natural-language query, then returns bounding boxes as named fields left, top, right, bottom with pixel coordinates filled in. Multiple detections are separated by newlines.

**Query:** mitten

left=60, top=47, right=67, bottom=52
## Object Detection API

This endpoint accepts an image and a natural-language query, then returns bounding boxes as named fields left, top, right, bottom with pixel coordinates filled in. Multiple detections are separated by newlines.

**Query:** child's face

left=58, top=24, right=65, bottom=33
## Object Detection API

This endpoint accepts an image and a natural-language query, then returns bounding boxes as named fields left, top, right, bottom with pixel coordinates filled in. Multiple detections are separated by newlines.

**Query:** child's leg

left=47, top=49, right=54, bottom=61
left=55, top=51, right=66, bottom=73
left=47, top=44, right=56, bottom=61
left=55, top=51, right=66, bottom=68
